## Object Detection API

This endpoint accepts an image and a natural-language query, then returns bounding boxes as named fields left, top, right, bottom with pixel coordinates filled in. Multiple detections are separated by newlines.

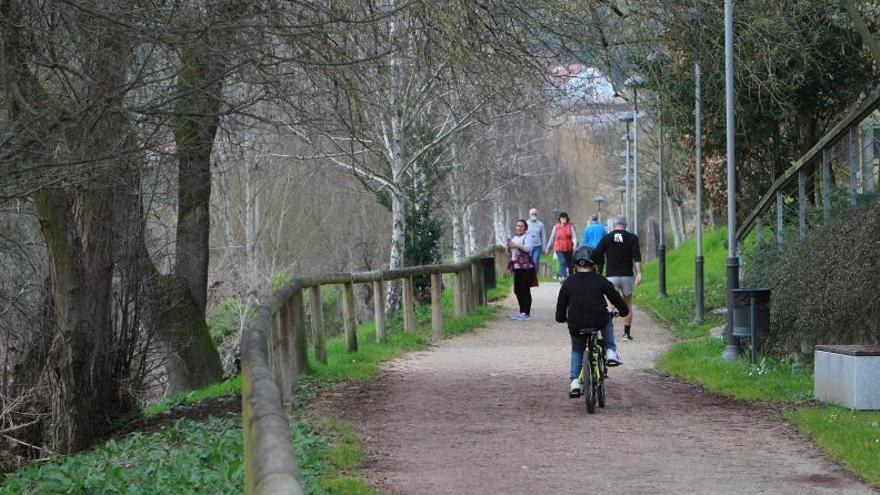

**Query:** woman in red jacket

left=545, top=212, right=579, bottom=281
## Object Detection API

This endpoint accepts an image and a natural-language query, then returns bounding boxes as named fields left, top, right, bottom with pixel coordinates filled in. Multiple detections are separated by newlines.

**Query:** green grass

left=3, top=277, right=512, bottom=494
left=657, top=337, right=812, bottom=402
left=638, top=227, right=728, bottom=339
left=784, top=406, right=880, bottom=486
left=639, top=228, right=877, bottom=486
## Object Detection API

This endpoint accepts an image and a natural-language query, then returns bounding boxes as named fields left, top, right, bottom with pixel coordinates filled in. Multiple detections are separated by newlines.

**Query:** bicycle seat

left=578, top=327, right=600, bottom=335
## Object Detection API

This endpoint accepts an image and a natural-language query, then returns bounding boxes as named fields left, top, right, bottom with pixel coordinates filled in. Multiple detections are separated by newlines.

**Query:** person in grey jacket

left=527, top=207, right=547, bottom=267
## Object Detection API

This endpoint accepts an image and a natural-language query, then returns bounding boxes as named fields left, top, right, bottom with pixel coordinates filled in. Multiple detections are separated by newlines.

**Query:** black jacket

left=555, top=271, right=629, bottom=331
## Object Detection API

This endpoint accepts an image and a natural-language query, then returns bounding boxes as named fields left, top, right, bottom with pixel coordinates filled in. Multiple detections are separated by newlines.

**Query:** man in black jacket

left=556, top=246, right=629, bottom=398
left=592, top=216, right=642, bottom=341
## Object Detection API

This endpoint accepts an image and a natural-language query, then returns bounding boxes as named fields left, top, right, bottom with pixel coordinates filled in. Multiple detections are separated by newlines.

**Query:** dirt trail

left=328, top=283, right=876, bottom=495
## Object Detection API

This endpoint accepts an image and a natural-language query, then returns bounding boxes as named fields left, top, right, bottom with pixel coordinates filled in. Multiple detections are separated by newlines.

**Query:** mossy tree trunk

left=162, top=5, right=249, bottom=392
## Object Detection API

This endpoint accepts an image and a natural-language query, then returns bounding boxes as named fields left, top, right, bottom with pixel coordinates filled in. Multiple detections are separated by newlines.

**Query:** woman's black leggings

left=513, top=269, right=533, bottom=315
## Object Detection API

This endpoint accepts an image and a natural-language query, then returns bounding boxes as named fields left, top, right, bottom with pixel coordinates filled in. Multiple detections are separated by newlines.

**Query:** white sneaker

left=510, top=313, right=523, bottom=320
left=606, top=349, right=623, bottom=367
left=569, top=379, right=582, bottom=398
left=519, top=314, right=532, bottom=321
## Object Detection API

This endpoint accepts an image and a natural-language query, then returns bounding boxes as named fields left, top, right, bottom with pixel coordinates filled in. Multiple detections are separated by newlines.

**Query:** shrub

left=743, top=197, right=880, bottom=360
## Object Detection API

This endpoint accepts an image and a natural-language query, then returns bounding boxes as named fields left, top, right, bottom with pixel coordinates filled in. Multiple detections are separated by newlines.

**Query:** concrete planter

left=814, top=345, right=880, bottom=410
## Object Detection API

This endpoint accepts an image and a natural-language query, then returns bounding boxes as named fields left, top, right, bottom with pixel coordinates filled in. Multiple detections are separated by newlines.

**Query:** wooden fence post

left=863, top=123, right=875, bottom=193
left=402, top=276, right=416, bottom=333
left=822, top=149, right=832, bottom=220
left=276, top=303, right=292, bottom=408
left=756, top=217, right=763, bottom=245
left=342, top=281, right=358, bottom=352
left=453, top=270, right=465, bottom=316
left=495, top=248, right=506, bottom=280
left=290, top=288, right=309, bottom=375
left=462, top=266, right=473, bottom=313
left=470, top=260, right=481, bottom=308
left=430, top=272, right=443, bottom=341
left=798, top=169, right=807, bottom=239
left=776, top=191, right=784, bottom=246
left=373, top=279, right=387, bottom=342
left=308, top=285, right=326, bottom=364
left=476, top=259, right=486, bottom=305
left=850, top=126, right=859, bottom=205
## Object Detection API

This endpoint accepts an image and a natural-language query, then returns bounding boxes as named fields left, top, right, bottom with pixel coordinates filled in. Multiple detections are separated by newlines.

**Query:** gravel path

left=328, top=283, right=876, bottom=495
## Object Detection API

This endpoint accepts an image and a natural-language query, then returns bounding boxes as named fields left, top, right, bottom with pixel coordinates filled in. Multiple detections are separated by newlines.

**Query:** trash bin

left=731, top=288, right=771, bottom=338
left=480, top=257, right=497, bottom=289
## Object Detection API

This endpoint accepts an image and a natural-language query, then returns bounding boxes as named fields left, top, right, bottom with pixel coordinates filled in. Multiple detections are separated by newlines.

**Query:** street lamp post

left=688, top=7, right=705, bottom=323
left=625, top=75, right=646, bottom=237
left=594, top=195, right=606, bottom=221
left=723, top=0, right=740, bottom=361
left=616, top=185, right=626, bottom=214
left=658, top=126, right=667, bottom=298
left=618, top=113, right=634, bottom=223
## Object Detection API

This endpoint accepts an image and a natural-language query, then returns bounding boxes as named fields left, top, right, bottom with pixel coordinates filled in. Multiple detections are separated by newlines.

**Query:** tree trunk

left=465, top=204, right=477, bottom=256
left=165, top=18, right=228, bottom=390
left=675, top=200, right=687, bottom=240
left=385, top=188, right=406, bottom=313
left=492, top=192, right=507, bottom=246
left=666, top=196, right=682, bottom=248
left=451, top=202, right=464, bottom=263
left=36, top=189, right=118, bottom=453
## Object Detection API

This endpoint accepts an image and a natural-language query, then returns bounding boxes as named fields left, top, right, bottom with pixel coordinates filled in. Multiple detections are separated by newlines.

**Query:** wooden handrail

left=736, top=87, right=880, bottom=243
left=241, top=245, right=507, bottom=494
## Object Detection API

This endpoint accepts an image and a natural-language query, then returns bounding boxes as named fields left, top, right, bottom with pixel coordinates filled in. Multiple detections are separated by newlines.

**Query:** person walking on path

left=555, top=245, right=628, bottom=397
left=545, top=212, right=578, bottom=281
left=592, top=216, right=642, bottom=341
left=582, top=213, right=607, bottom=273
left=526, top=208, right=547, bottom=269
left=508, top=219, right=536, bottom=321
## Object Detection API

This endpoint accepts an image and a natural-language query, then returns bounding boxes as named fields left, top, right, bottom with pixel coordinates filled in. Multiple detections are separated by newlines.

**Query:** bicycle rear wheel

left=598, top=345, right=606, bottom=408
left=583, top=346, right=596, bottom=413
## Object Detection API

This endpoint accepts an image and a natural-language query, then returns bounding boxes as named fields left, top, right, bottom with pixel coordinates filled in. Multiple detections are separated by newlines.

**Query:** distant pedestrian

left=545, top=212, right=578, bottom=281
left=526, top=208, right=547, bottom=268
left=508, top=219, right=535, bottom=321
left=582, top=213, right=607, bottom=274
left=592, top=216, right=642, bottom=341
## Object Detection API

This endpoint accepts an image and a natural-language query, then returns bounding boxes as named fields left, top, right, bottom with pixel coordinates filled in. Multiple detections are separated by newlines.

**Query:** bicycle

left=576, top=328, right=607, bottom=413
left=575, top=311, right=618, bottom=413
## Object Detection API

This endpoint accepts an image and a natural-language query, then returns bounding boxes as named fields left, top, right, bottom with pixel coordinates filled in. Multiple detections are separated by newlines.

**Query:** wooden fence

left=240, top=246, right=508, bottom=494
left=736, top=87, right=880, bottom=246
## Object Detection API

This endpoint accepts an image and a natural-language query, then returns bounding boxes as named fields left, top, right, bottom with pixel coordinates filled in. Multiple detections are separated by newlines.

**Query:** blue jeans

left=555, top=251, right=573, bottom=278
left=569, top=319, right=617, bottom=380
left=531, top=245, right=543, bottom=267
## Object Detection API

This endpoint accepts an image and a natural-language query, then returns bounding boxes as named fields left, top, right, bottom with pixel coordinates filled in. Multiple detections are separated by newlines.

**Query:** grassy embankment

left=1, top=277, right=513, bottom=494
left=637, top=228, right=879, bottom=485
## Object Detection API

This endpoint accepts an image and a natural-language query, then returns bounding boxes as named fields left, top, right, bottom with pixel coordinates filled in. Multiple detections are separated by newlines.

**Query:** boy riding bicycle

left=555, top=245, right=630, bottom=398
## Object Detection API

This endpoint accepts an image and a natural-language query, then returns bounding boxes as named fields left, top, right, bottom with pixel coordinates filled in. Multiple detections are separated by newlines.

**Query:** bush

left=743, top=197, right=880, bottom=360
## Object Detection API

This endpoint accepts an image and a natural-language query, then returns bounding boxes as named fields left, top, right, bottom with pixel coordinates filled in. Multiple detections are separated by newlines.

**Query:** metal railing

left=736, top=87, right=880, bottom=246
left=240, top=246, right=507, bottom=494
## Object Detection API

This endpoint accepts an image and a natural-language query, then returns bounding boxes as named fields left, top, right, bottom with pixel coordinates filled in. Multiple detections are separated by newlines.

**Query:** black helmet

left=573, top=245, right=595, bottom=266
